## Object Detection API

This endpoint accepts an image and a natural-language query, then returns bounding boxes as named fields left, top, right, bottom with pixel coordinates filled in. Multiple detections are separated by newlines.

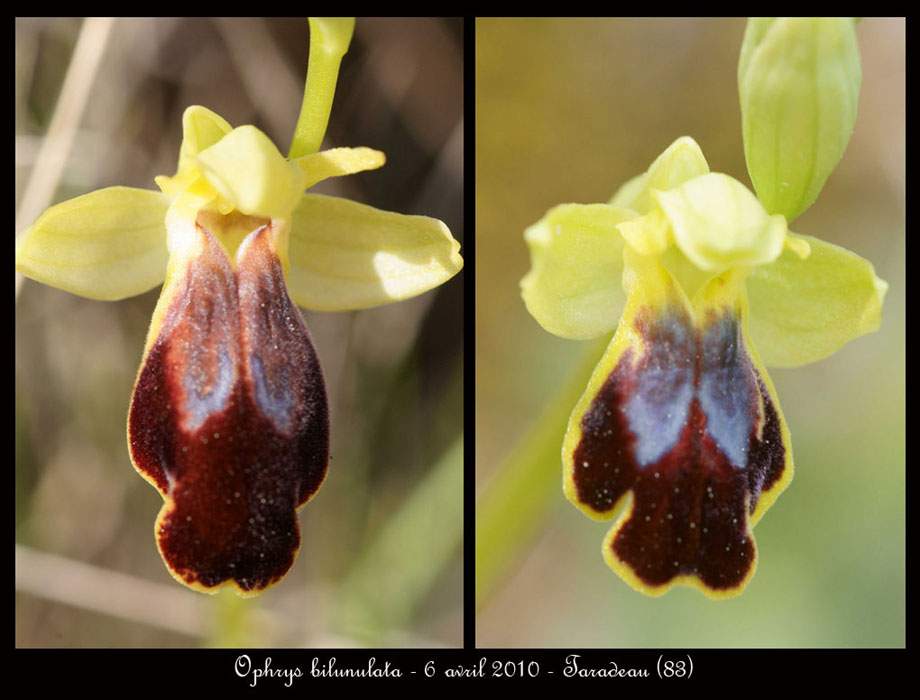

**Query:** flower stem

left=333, top=434, right=463, bottom=642
left=288, top=18, right=355, bottom=159
left=475, top=335, right=611, bottom=609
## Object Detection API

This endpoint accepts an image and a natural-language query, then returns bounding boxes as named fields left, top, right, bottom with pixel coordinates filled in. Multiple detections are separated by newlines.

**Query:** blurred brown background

left=16, top=17, right=463, bottom=648
left=476, top=18, right=903, bottom=647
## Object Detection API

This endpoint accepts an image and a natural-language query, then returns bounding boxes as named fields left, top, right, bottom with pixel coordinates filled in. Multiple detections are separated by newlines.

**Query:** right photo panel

left=475, top=17, right=903, bottom=648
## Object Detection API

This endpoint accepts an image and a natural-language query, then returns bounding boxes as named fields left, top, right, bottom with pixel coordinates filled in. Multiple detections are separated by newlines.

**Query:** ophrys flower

left=522, top=136, right=885, bottom=598
left=15, top=18, right=462, bottom=596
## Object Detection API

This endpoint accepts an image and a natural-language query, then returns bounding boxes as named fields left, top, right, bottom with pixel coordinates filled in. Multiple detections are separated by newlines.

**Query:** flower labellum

left=563, top=246, right=790, bottom=597
left=129, top=213, right=329, bottom=595
left=522, top=136, right=886, bottom=598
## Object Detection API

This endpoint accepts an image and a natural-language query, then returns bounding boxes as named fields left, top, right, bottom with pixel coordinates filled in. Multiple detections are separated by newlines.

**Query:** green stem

left=333, top=435, right=463, bottom=642
left=288, top=18, right=355, bottom=159
left=475, top=335, right=611, bottom=609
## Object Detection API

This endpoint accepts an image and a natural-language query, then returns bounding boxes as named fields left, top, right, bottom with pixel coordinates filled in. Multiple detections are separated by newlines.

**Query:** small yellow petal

left=16, top=187, right=170, bottom=300
left=294, top=147, right=386, bottom=190
left=784, top=233, right=812, bottom=259
left=287, top=193, right=462, bottom=310
left=154, top=171, right=197, bottom=198
left=617, top=208, right=670, bottom=257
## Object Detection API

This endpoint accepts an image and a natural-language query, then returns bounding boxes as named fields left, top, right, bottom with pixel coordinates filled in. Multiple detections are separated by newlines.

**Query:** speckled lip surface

left=129, top=221, right=329, bottom=595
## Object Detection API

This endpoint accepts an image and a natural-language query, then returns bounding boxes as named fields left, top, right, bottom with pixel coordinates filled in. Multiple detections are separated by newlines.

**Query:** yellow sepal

left=16, top=187, right=170, bottom=300
left=286, top=193, right=462, bottom=310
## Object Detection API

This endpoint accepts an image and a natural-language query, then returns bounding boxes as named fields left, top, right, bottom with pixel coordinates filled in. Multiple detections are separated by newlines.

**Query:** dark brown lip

left=129, top=219, right=329, bottom=595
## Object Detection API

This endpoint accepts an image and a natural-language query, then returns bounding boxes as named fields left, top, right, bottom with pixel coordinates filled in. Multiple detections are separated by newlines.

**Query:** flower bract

left=739, top=18, right=862, bottom=222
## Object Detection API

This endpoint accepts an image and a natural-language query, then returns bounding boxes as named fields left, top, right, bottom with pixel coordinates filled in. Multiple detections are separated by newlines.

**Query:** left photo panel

left=16, top=17, right=464, bottom=647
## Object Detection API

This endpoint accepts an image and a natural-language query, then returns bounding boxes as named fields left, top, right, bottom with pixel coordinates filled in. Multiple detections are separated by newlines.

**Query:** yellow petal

left=15, top=186, right=170, bottom=300
left=293, top=147, right=386, bottom=190
left=747, top=233, right=888, bottom=367
left=521, top=203, right=633, bottom=340
left=193, top=126, right=306, bottom=218
left=617, top=208, right=670, bottom=257
left=286, top=193, right=462, bottom=310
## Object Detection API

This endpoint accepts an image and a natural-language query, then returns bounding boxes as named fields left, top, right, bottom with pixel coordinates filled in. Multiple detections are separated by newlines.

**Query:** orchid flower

left=521, top=19, right=885, bottom=599
left=15, top=18, right=462, bottom=596
left=522, top=134, right=885, bottom=599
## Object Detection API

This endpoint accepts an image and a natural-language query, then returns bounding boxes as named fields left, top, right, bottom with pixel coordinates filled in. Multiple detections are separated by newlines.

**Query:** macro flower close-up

left=17, top=18, right=461, bottom=598
left=17, top=17, right=463, bottom=645
left=476, top=17, right=902, bottom=648
left=521, top=135, right=885, bottom=598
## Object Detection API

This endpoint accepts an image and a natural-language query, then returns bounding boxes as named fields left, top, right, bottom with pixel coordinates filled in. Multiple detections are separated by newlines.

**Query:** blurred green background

left=476, top=18, right=904, bottom=647
left=16, top=17, right=463, bottom=647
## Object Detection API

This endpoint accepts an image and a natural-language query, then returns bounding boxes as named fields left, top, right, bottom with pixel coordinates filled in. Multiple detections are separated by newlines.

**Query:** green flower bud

left=739, top=18, right=861, bottom=222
